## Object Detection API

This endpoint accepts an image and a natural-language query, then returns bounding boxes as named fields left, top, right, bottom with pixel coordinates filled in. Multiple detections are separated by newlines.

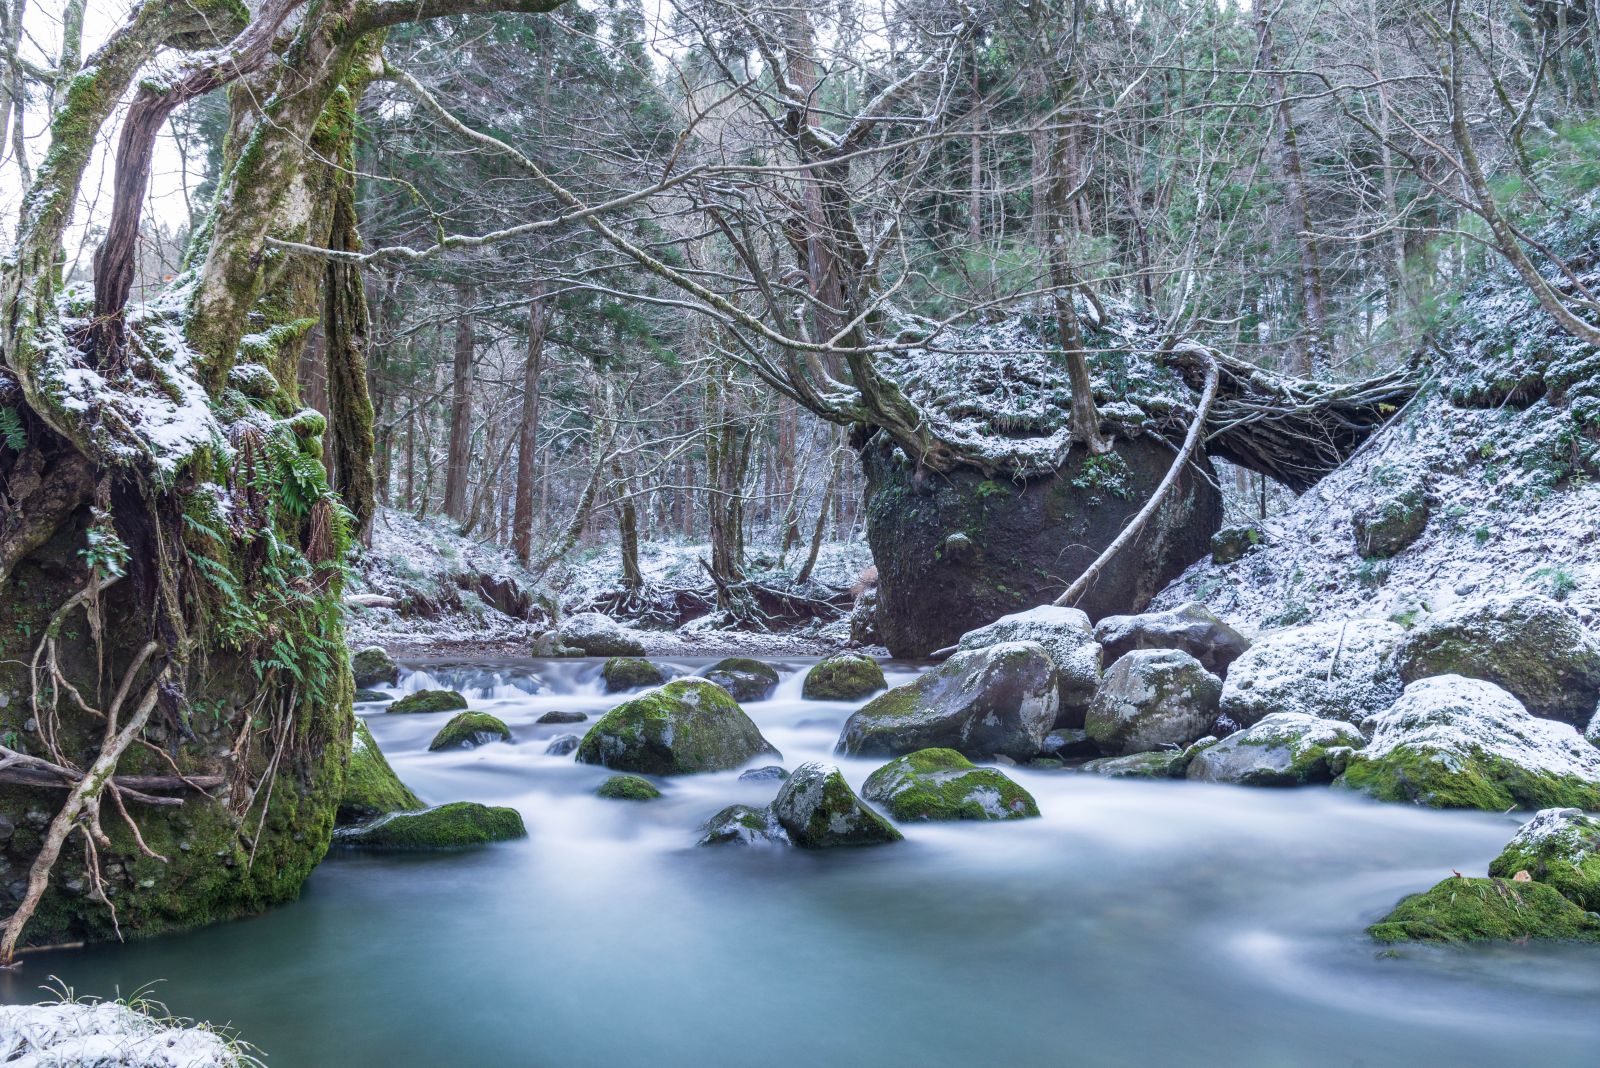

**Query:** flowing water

left=4, top=656, right=1598, bottom=1066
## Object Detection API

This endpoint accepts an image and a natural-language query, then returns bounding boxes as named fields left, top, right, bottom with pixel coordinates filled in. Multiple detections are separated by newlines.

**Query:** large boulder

left=835, top=642, right=1058, bottom=761
left=697, top=804, right=789, bottom=846
left=1093, top=602, right=1249, bottom=677
left=574, top=678, right=779, bottom=774
left=351, top=646, right=399, bottom=688
left=861, top=436, right=1223, bottom=656
left=334, top=802, right=526, bottom=849
left=428, top=711, right=511, bottom=751
left=558, top=612, right=647, bottom=656
left=801, top=652, right=886, bottom=700
left=388, top=689, right=468, bottom=715
left=956, top=605, right=1101, bottom=727
left=861, top=749, right=1039, bottom=821
left=601, top=656, right=667, bottom=693
left=1488, top=808, right=1600, bottom=911
left=1369, top=876, right=1600, bottom=944
left=339, top=718, right=422, bottom=823
left=703, top=657, right=781, bottom=702
left=1351, top=474, right=1430, bottom=558
left=1085, top=649, right=1220, bottom=756
left=1397, top=593, right=1600, bottom=726
left=769, top=762, right=902, bottom=847
left=1220, top=620, right=1404, bottom=728
left=1336, top=675, right=1600, bottom=810
left=1187, top=713, right=1364, bottom=787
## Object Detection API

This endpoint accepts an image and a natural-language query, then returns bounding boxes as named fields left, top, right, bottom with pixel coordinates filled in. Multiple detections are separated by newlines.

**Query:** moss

left=427, top=712, right=511, bottom=751
left=1369, top=876, right=1600, bottom=944
left=697, top=803, right=781, bottom=845
left=801, top=653, right=886, bottom=700
left=703, top=657, right=781, bottom=702
left=350, top=645, right=398, bottom=687
left=771, top=763, right=903, bottom=848
left=387, top=689, right=468, bottom=715
left=1077, top=750, right=1189, bottom=779
left=596, top=774, right=662, bottom=801
left=600, top=656, right=666, bottom=693
left=354, top=688, right=391, bottom=703
left=339, top=718, right=421, bottom=823
left=334, top=802, right=526, bottom=850
left=862, top=748, right=1040, bottom=821
left=574, top=678, right=777, bottom=774
left=1488, top=811, right=1600, bottom=911
left=1337, top=745, right=1600, bottom=811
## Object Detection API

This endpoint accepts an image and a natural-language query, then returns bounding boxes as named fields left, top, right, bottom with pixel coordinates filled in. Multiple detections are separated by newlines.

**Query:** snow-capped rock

left=1220, top=620, right=1404, bottom=728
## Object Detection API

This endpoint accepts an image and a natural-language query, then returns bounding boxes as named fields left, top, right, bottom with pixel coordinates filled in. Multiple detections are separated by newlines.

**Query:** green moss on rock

left=1369, top=876, right=1600, bottom=944
left=801, top=653, right=886, bottom=700
left=339, top=718, right=421, bottom=823
left=427, top=711, right=511, bottom=751
left=574, top=678, right=779, bottom=774
left=334, top=802, right=526, bottom=849
left=770, top=761, right=902, bottom=847
left=697, top=803, right=787, bottom=846
left=350, top=646, right=398, bottom=688
left=388, top=689, right=468, bottom=715
left=861, top=748, right=1039, bottom=821
left=704, top=657, right=781, bottom=702
left=601, top=657, right=667, bottom=693
left=1487, top=808, right=1600, bottom=911
left=596, top=774, right=662, bottom=801
left=354, top=688, right=391, bottom=703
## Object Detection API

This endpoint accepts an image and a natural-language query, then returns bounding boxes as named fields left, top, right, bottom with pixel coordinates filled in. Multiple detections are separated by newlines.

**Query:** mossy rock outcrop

left=836, top=642, right=1058, bottom=761
left=697, top=804, right=789, bottom=846
left=1187, top=712, right=1364, bottom=787
left=1369, top=876, right=1600, bottom=944
left=1077, top=747, right=1199, bottom=779
left=1086, top=649, right=1221, bottom=756
left=334, top=802, right=526, bottom=849
left=596, top=774, right=661, bottom=801
left=428, top=712, right=511, bottom=751
left=801, top=653, right=885, bottom=700
left=770, top=762, right=902, bottom=848
left=354, top=688, right=392, bottom=703
left=1336, top=675, right=1600, bottom=810
left=601, top=657, right=667, bottom=693
left=861, top=749, right=1039, bottom=821
left=339, top=718, right=422, bottom=823
left=574, top=678, right=779, bottom=774
left=388, top=689, right=469, bottom=715
left=703, top=657, right=781, bottom=702
left=350, top=646, right=399, bottom=688
left=1397, top=593, right=1600, bottom=726
left=1488, top=808, right=1600, bottom=911
left=1352, top=475, right=1430, bottom=558
left=1210, top=524, right=1261, bottom=564
left=956, top=606, right=1101, bottom=727
left=1221, top=620, right=1404, bottom=728
left=861, top=435, right=1223, bottom=657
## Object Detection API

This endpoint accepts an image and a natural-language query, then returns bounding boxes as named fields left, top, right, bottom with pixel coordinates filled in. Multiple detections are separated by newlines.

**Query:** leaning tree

left=0, top=0, right=565, bottom=960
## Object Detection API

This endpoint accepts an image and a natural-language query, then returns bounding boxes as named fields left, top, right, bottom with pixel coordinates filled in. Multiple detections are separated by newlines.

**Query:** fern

left=0, top=406, right=25, bottom=451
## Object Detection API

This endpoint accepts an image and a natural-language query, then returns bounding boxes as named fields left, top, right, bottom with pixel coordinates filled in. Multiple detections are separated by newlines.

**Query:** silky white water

left=4, top=656, right=1597, bottom=1066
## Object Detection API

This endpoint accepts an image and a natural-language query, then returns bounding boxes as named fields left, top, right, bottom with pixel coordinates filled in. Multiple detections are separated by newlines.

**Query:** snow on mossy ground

left=0, top=990, right=262, bottom=1067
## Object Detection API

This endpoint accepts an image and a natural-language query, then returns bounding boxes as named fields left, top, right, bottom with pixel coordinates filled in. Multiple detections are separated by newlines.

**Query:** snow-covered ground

left=0, top=997, right=259, bottom=1067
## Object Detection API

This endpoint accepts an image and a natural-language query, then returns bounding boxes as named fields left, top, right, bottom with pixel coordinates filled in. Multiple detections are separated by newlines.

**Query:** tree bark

left=443, top=283, right=476, bottom=523
left=513, top=284, right=549, bottom=564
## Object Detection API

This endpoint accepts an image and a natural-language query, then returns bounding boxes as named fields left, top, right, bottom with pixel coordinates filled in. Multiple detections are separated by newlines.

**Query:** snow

left=1220, top=620, right=1405, bottom=728
left=0, top=1000, right=253, bottom=1067
left=1504, top=807, right=1598, bottom=855
left=1365, top=675, right=1600, bottom=780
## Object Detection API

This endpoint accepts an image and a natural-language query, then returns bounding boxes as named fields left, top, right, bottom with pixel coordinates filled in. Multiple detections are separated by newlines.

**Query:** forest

left=1, top=0, right=1600, bottom=1063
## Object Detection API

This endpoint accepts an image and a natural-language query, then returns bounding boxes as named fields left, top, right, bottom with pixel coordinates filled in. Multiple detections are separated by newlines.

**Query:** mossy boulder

left=1210, top=524, right=1261, bottom=564
left=861, top=748, right=1039, bottom=821
left=697, top=804, right=789, bottom=846
left=1352, top=475, right=1430, bottom=558
left=537, top=710, right=587, bottom=724
left=1187, top=712, right=1364, bottom=787
left=1397, top=593, right=1600, bottom=726
left=334, top=802, right=526, bottom=849
left=703, top=657, right=781, bottom=702
left=596, top=774, right=662, bottom=801
left=1487, top=807, right=1600, bottom=911
left=428, top=711, right=512, bottom=751
left=1077, top=748, right=1194, bottom=779
left=769, top=761, right=902, bottom=848
left=353, top=688, right=392, bottom=703
left=387, top=689, right=468, bottom=715
left=1093, top=602, right=1249, bottom=678
left=1221, top=620, right=1404, bottom=728
left=574, top=678, right=779, bottom=774
left=1336, top=676, right=1600, bottom=810
left=1369, top=875, right=1600, bottom=944
left=338, top=718, right=422, bottom=824
left=836, top=642, right=1058, bottom=761
left=601, top=657, right=667, bottom=693
left=558, top=612, right=646, bottom=656
left=1085, top=649, right=1221, bottom=756
left=350, top=646, right=399, bottom=688
left=956, top=605, right=1102, bottom=727
left=801, top=653, right=886, bottom=700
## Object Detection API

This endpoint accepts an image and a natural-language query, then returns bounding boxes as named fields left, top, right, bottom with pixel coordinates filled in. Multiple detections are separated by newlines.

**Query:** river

left=3, top=656, right=1597, bottom=1065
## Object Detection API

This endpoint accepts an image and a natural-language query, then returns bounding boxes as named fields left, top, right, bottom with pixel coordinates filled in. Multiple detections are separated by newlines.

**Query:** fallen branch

left=1055, top=343, right=1221, bottom=610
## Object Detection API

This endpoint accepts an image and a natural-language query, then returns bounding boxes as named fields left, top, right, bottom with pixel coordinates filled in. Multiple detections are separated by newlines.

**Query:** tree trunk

left=513, top=284, right=550, bottom=564
left=443, top=282, right=476, bottom=523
